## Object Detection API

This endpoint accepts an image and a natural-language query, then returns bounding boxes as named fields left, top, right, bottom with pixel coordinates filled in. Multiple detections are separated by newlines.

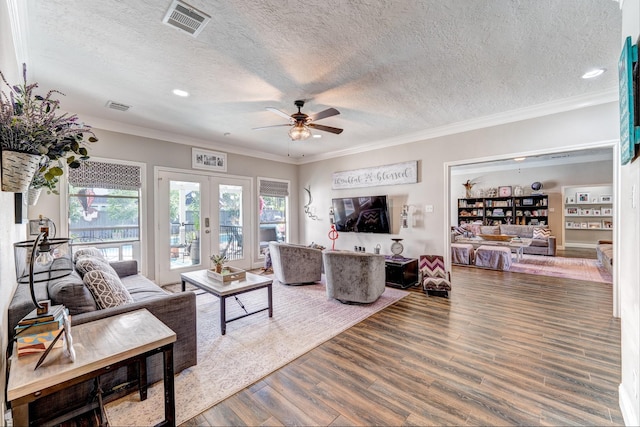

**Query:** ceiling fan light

left=289, top=125, right=311, bottom=141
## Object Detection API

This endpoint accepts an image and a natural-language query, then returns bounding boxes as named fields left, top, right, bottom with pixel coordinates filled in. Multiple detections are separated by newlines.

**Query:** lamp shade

left=14, top=237, right=73, bottom=284
left=288, top=124, right=312, bottom=141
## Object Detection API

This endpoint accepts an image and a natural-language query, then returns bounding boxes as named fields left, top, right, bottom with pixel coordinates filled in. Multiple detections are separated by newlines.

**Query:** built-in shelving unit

left=562, top=184, right=613, bottom=247
left=458, top=195, right=548, bottom=226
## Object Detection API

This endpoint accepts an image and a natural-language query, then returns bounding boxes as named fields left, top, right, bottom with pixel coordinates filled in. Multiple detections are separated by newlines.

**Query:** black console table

left=384, top=256, right=418, bottom=289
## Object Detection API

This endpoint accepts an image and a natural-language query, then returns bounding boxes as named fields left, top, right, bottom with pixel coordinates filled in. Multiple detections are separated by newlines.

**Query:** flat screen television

left=331, top=195, right=391, bottom=233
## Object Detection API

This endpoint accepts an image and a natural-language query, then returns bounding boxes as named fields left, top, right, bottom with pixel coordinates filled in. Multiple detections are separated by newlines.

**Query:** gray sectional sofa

left=596, top=240, right=613, bottom=272
left=453, top=224, right=557, bottom=256
left=7, top=255, right=197, bottom=422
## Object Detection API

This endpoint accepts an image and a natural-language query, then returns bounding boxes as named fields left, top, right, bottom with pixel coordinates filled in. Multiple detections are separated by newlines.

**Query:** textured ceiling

left=14, top=0, right=621, bottom=163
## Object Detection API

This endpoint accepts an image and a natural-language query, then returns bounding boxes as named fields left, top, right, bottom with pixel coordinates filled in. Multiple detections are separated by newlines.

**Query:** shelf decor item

left=498, top=186, right=512, bottom=197
left=0, top=63, right=97, bottom=193
left=390, top=238, right=404, bottom=258
left=576, top=192, right=590, bottom=203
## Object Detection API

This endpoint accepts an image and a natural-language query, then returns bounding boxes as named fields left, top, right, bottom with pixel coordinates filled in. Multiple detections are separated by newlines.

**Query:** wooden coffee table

left=180, top=270, right=273, bottom=335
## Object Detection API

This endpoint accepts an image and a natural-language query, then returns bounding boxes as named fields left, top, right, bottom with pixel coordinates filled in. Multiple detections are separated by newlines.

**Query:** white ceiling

left=10, top=0, right=621, bottom=163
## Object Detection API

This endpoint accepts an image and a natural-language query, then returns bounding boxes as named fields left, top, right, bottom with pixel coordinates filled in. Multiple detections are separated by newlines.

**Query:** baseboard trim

left=619, top=382, right=639, bottom=427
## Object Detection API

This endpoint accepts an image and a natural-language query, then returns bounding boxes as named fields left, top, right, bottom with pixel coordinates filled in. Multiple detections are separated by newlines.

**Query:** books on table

left=15, top=305, right=68, bottom=357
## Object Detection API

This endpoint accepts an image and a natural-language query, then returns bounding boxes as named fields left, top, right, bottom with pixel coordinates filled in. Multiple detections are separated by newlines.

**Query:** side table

left=7, top=309, right=176, bottom=427
left=384, top=256, right=418, bottom=289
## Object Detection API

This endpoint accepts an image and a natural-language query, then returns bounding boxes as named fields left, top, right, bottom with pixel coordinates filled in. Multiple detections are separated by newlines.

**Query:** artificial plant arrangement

left=0, top=63, right=97, bottom=193
left=210, top=254, right=227, bottom=273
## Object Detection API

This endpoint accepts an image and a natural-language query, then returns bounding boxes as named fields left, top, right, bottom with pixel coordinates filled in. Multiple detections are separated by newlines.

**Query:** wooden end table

left=7, top=309, right=176, bottom=427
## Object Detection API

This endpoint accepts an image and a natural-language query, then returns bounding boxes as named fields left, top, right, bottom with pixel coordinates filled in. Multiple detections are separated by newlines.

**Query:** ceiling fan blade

left=308, top=123, right=343, bottom=134
left=266, top=107, right=293, bottom=121
left=308, top=107, right=340, bottom=122
left=252, top=124, right=291, bottom=130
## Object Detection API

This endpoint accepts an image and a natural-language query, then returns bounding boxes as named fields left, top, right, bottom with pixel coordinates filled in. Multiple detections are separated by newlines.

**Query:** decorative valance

left=259, top=179, right=289, bottom=197
left=68, top=160, right=141, bottom=191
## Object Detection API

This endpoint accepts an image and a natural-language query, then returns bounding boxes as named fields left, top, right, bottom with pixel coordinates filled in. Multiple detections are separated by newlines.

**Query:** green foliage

left=210, top=253, right=227, bottom=265
left=0, top=63, right=96, bottom=192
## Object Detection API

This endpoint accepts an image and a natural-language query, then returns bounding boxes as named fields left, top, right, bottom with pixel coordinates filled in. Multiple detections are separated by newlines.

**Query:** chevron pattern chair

left=419, top=255, right=451, bottom=298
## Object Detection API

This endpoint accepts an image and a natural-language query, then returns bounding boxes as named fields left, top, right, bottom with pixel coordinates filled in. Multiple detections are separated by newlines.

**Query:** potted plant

left=0, top=63, right=97, bottom=193
left=210, top=254, right=227, bottom=273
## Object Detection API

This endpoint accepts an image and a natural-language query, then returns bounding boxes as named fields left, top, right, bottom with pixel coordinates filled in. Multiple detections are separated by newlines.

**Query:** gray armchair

left=322, top=250, right=386, bottom=304
left=268, top=242, right=323, bottom=285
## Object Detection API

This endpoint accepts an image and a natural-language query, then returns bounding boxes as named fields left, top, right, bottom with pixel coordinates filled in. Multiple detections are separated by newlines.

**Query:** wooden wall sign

left=332, top=161, right=418, bottom=189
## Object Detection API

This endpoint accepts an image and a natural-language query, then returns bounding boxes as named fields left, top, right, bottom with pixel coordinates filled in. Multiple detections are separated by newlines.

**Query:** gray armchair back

left=322, top=250, right=386, bottom=304
left=268, top=242, right=323, bottom=285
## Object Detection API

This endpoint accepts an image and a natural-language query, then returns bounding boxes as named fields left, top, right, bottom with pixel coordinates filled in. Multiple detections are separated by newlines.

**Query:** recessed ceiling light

left=312, top=134, right=322, bottom=139
left=172, top=89, right=189, bottom=97
left=513, top=157, right=526, bottom=162
left=582, top=68, right=606, bottom=79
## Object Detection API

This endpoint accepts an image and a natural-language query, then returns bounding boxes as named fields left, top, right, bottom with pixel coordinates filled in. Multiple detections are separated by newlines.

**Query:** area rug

left=508, top=254, right=612, bottom=283
left=104, top=278, right=408, bottom=426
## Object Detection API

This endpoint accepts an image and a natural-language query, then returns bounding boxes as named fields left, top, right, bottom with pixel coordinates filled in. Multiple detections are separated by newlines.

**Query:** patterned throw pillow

left=75, top=256, right=118, bottom=277
left=82, top=269, right=134, bottom=309
left=73, top=247, right=105, bottom=263
left=532, top=227, right=551, bottom=240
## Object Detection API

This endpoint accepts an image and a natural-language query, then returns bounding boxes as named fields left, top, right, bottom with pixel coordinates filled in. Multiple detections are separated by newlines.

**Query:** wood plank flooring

left=182, top=264, right=622, bottom=426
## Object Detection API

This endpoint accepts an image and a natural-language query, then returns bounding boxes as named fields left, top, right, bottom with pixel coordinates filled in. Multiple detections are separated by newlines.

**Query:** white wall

left=300, top=103, right=618, bottom=258
left=618, top=1, right=640, bottom=425
left=31, top=129, right=299, bottom=278
left=0, top=3, right=24, bottom=425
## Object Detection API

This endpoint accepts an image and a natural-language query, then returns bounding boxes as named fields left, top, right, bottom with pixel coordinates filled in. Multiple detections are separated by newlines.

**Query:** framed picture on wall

left=602, top=207, right=613, bottom=215
left=192, top=148, right=227, bottom=172
left=576, top=192, right=590, bottom=203
left=566, top=196, right=575, bottom=204
left=565, top=207, right=578, bottom=215
left=600, top=195, right=613, bottom=203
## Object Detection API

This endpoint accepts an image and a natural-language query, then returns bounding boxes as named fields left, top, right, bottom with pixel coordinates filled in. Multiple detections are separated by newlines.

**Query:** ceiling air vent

left=105, top=101, right=131, bottom=112
left=162, top=0, right=211, bottom=37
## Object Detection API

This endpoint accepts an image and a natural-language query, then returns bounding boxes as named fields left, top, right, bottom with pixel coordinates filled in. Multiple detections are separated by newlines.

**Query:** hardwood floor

left=182, top=266, right=622, bottom=426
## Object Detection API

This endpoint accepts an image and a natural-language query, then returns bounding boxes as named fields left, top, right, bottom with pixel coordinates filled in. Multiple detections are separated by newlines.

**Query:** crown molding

left=82, top=115, right=298, bottom=164
left=297, top=89, right=619, bottom=164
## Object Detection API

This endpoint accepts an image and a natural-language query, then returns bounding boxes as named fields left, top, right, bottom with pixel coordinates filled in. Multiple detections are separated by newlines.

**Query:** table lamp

left=14, top=230, right=72, bottom=315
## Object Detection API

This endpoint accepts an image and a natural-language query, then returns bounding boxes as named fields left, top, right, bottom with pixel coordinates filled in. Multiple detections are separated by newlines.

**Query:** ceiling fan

left=253, top=100, right=343, bottom=141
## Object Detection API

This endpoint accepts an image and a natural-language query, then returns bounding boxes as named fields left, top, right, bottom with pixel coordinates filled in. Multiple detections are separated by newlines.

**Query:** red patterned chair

left=419, top=255, right=452, bottom=298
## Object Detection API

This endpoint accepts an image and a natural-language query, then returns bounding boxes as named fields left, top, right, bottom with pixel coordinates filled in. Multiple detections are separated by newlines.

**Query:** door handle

left=205, top=218, right=210, bottom=227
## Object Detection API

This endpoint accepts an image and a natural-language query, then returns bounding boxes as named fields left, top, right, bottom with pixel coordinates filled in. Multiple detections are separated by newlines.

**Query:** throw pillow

left=82, top=269, right=134, bottom=309
left=532, top=227, right=550, bottom=241
left=308, top=242, right=326, bottom=251
left=75, top=256, right=118, bottom=277
left=73, top=247, right=105, bottom=263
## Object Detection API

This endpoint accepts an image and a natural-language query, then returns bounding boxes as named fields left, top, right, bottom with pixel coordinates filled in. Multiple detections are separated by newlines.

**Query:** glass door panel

left=218, top=184, right=244, bottom=261
left=169, top=180, right=201, bottom=269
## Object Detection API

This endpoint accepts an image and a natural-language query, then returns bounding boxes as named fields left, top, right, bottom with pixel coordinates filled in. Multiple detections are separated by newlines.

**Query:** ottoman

left=451, top=243, right=474, bottom=265
left=475, top=245, right=512, bottom=271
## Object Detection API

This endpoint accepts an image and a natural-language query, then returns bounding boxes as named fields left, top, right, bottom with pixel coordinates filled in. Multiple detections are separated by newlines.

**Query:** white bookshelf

left=562, top=184, right=613, bottom=248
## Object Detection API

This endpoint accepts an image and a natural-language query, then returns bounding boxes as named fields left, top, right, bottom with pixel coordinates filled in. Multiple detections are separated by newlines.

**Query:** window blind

left=68, top=160, right=141, bottom=190
left=259, top=179, right=289, bottom=197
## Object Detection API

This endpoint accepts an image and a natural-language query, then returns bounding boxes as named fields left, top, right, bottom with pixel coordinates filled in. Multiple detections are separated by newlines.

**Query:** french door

left=156, top=170, right=252, bottom=285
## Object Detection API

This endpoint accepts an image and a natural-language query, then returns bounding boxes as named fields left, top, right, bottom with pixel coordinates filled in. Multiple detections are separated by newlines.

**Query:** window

left=258, top=178, right=289, bottom=255
left=67, top=159, right=143, bottom=264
